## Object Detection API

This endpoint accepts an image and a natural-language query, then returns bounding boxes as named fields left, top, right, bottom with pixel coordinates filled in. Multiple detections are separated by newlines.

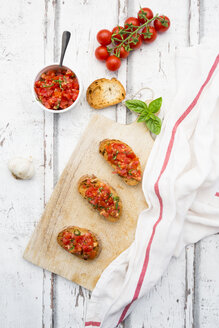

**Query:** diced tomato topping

left=105, top=142, right=142, bottom=181
left=34, top=68, right=79, bottom=110
left=84, top=179, right=120, bottom=218
left=83, top=245, right=93, bottom=253
left=62, top=237, right=70, bottom=245
left=63, top=231, right=72, bottom=239
left=61, top=230, right=96, bottom=259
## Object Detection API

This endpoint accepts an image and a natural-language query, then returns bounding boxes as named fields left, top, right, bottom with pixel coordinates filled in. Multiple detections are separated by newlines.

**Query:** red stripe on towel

left=117, top=54, right=219, bottom=325
left=85, top=322, right=101, bottom=327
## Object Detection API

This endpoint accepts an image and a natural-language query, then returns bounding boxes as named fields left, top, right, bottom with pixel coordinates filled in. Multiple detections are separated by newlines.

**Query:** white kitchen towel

left=85, top=46, right=219, bottom=328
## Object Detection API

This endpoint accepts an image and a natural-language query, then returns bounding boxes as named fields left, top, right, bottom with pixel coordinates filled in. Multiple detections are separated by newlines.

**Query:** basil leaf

left=145, top=115, right=162, bottom=135
left=148, top=97, right=162, bottom=113
left=125, top=100, right=148, bottom=114
left=137, top=113, right=149, bottom=122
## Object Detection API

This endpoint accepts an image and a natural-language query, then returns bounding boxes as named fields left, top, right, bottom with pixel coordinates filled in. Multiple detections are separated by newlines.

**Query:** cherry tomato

left=106, top=55, right=121, bottom=71
left=111, top=26, right=124, bottom=44
left=97, top=29, right=112, bottom=46
left=129, top=33, right=142, bottom=50
left=114, top=46, right=129, bottom=59
left=95, top=46, right=109, bottom=61
left=141, top=26, right=157, bottom=43
left=137, top=8, right=153, bottom=24
left=124, top=17, right=140, bottom=31
left=154, top=16, right=170, bottom=33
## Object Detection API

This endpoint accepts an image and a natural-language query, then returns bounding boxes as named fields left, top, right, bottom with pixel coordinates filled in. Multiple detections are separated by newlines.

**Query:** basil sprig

left=125, top=97, right=162, bottom=135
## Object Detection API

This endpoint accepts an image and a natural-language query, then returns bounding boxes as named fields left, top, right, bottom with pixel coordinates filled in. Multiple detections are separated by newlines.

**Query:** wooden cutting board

left=23, top=114, right=154, bottom=291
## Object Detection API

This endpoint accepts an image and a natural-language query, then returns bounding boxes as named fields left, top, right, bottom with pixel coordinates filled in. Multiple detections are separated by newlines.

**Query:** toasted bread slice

left=86, top=78, right=126, bottom=109
left=99, top=139, right=142, bottom=186
left=78, top=175, right=122, bottom=222
left=57, top=226, right=101, bottom=260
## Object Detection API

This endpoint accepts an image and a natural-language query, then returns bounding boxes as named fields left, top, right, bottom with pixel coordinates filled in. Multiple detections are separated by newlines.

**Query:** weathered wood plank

left=185, top=245, right=195, bottom=328
left=189, top=0, right=200, bottom=46
left=0, top=0, right=46, bottom=327
left=116, top=0, right=128, bottom=125
left=42, top=0, right=58, bottom=326
left=116, top=2, right=129, bottom=327
left=53, top=1, right=120, bottom=327
left=193, top=1, right=219, bottom=327
left=184, top=1, right=200, bottom=327
left=194, top=236, right=219, bottom=328
left=124, top=0, right=190, bottom=327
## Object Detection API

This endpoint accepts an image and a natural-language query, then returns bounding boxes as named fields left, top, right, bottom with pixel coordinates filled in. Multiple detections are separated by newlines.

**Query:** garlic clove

left=8, top=157, right=35, bottom=180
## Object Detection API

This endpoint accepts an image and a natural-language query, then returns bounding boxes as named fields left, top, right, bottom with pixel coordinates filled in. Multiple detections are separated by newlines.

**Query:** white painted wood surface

left=0, top=0, right=218, bottom=327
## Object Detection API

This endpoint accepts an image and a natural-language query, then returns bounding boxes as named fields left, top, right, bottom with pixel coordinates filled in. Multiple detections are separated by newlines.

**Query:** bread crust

left=99, top=139, right=142, bottom=186
left=57, top=226, right=101, bottom=260
left=78, top=174, right=122, bottom=222
left=86, top=78, right=126, bottom=109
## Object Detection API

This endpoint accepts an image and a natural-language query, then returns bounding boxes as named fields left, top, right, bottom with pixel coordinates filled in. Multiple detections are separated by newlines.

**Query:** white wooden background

left=0, top=0, right=219, bottom=327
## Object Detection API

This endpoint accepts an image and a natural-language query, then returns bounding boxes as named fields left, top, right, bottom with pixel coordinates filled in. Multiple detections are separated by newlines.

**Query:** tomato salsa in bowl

left=33, top=64, right=82, bottom=113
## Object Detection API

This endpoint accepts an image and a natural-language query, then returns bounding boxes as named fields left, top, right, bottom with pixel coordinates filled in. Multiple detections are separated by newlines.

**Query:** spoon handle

left=59, top=31, right=71, bottom=67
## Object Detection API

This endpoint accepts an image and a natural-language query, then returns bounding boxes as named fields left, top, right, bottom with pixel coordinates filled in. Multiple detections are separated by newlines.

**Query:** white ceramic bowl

left=32, top=63, right=82, bottom=114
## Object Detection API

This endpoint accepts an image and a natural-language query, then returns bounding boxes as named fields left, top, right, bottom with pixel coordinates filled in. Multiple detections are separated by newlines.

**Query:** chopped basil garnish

left=108, top=193, right=113, bottom=199
left=69, top=246, right=75, bottom=251
left=53, top=79, right=63, bottom=90
left=43, top=83, right=54, bottom=88
left=54, top=100, right=61, bottom=109
left=74, top=229, right=81, bottom=236
left=113, top=151, right=119, bottom=160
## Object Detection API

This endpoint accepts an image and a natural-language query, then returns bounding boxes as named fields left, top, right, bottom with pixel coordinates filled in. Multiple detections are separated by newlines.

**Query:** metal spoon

left=59, top=31, right=71, bottom=67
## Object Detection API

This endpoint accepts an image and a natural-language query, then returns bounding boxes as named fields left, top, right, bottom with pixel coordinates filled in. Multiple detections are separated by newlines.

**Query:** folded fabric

left=85, top=46, right=219, bottom=328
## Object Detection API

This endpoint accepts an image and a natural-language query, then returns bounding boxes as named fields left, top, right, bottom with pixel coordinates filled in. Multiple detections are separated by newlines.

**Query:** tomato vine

left=109, top=15, right=160, bottom=57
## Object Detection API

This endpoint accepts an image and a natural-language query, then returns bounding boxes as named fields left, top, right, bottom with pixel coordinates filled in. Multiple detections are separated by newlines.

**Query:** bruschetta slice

left=99, top=139, right=142, bottom=186
left=57, top=226, right=101, bottom=260
left=78, top=175, right=122, bottom=222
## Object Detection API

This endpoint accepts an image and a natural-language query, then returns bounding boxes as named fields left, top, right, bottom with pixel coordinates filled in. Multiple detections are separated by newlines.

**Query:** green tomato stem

left=112, top=14, right=159, bottom=53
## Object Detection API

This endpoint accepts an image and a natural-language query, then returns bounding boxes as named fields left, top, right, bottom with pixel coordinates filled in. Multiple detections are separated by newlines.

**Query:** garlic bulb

left=8, top=157, right=35, bottom=180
